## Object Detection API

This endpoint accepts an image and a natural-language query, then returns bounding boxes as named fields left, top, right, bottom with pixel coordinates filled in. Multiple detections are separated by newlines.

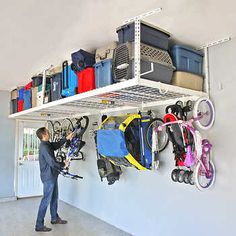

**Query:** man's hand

left=64, top=160, right=70, bottom=169
left=66, top=132, right=74, bottom=141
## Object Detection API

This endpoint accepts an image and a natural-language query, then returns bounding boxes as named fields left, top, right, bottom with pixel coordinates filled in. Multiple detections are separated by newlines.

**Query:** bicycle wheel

left=144, top=118, right=169, bottom=152
left=194, top=160, right=215, bottom=191
left=171, top=169, right=179, bottom=182
left=53, top=121, right=62, bottom=141
left=193, top=97, right=215, bottom=130
left=45, top=120, right=54, bottom=141
left=183, top=170, right=190, bottom=184
left=61, top=118, right=74, bottom=137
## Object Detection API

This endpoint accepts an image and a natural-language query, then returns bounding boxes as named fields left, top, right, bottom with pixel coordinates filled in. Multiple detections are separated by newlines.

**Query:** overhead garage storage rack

left=8, top=8, right=213, bottom=121
left=9, top=78, right=207, bottom=121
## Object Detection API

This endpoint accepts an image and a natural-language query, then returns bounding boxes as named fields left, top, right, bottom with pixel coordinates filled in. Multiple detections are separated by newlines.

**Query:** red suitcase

left=18, top=100, right=24, bottom=112
left=24, top=81, right=33, bottom=90
left=78, top=68, right=95, bottom=93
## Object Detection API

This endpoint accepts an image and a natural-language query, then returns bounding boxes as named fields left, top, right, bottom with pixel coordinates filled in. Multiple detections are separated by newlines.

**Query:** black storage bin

left=32, top=75, right=51, bottom=87
left=116, top=21, right=170, bottom=50
left=51, top=73, right=62, bottom=101
left=10, top=99, right=18, bottom=114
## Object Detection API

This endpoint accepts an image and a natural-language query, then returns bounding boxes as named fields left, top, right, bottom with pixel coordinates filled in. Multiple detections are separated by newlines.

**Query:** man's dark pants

left=35, top=179, right=59, bottom=229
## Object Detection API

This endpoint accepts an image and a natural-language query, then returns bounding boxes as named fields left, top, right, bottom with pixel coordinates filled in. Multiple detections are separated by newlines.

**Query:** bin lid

left=171, top=44, right=204, bottom=56
left=116, top=20, right=170, bottom=37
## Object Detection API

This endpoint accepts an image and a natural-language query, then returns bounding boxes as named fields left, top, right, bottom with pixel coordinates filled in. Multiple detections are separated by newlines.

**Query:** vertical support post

left=134, top=19, right=141, bottom=81
left=42, top=69, right=46, bottom=104
left=204, top=47, right=210, bottom=96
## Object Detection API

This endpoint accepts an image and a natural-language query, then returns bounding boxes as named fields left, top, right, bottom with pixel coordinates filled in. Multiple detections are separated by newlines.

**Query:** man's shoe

left=35, top=226, right=52, bottom=232
left=51, top=217, right=68, bottom=224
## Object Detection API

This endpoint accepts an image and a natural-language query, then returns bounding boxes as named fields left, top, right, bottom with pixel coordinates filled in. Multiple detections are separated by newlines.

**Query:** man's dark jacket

left=38, top=138, right=66, bottom=182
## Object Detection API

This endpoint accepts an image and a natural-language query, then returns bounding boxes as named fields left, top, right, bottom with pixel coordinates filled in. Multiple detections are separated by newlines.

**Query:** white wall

left=0, top=91, right=16, bottom=198
left=59, top=38, right=236, bottom=236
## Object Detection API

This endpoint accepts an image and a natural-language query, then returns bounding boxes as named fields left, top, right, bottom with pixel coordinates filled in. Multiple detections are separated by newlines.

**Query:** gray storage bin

left=113, top=42, right=174, bottom=84
left=116, top=21, right=170, bottom=50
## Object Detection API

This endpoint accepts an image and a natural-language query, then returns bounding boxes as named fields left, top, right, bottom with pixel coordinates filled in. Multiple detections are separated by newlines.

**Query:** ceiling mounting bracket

left=197, top=37, right=231, bottom=50
left=123, top=7, right=162, bottom=24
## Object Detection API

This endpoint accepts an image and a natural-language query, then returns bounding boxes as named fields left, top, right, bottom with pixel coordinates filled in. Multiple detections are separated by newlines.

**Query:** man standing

left=35, top=127, right=73, bottom=232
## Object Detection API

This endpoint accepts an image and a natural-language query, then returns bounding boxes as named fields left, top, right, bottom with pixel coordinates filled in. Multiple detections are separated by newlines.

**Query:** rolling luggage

left=10, top=99, right=18, bottom=114
left=18, top=87, right=24, bottom=100
left=94, top=59, right=113, bottom=88
left=61, top=61, right=78, bottom=97
left=23, top=89, right=32, bottom=110
left=17, top=100, right=24, bottom=112
left=113, top=42, right=174, bottom=83
left=95, top=42, right=117, bottom=63
left=78, top=68, right=95, bottom=93
left=71, top=49, right=95, bottom=73
left=51, top=72, right=62, bottom=101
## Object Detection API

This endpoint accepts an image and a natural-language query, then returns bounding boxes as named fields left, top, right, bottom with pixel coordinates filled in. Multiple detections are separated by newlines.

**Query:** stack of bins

left=114, top=21, right=174, bottom=84
left=170, top=45, right=204, bottom=91
left=94, top=42, right=117, bottom=88
left=10, top=89, right=18, bottom=114
left=23, top=82, right=32, bottom=110
left=17, top=87, right=24, bottom=112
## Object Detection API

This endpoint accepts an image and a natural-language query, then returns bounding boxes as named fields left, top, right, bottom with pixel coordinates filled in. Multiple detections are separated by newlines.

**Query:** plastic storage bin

left=51, top=73, right=62, bottom=101
left=78, top=68, right=95, bottom=93
left=71, top=49, right=95, bottom=73
left=116, top=21, right=170, bottom=50
left=61, top=61, right=78, bottom=97
left=171, top=45, right=204, bottom=75
left=94, top=59, right=113, bottom=88
left=171, top=71, right=203, bottom=91
left=11, top=89, right=18, bottom=100
left=32, top=75, right=50, bottom=87
left=17, top=100, right=24, bottom=112
left=23, top=89, right=32, bottom=110
left=31, top=87, right=37, bottom=108
left=10, top=99, right=18, bottom=114
left=95, top=42, right=117, bottom=63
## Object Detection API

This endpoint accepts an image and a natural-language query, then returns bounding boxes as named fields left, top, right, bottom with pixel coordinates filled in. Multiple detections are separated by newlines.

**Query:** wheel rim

left=146, top=119, right=168, bottom=152
left=196, top=99, right=214, bottom=128
left=183, top=171, right=190, bottom=184
left=171, top=169, right=178, bottom=182
left=196, top=162, right=215, bottom=189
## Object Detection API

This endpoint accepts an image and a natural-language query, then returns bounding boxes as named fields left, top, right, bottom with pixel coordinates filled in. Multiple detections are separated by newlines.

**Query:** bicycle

left=157, top=97, right=215, bottom=191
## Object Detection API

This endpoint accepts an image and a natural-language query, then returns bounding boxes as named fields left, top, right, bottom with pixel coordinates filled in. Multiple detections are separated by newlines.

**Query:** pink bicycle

left=157, top=97, right=215, bottom=191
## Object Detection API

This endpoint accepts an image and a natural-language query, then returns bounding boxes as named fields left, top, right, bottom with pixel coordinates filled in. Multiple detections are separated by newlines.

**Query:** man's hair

left=36, top=127, right=47, bottom=140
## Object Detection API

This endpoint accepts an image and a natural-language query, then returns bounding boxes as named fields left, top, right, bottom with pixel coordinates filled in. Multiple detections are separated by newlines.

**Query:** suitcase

left=171, top=71, right=203, bottom=91
left=113, top=42, right=174, bottom=83
left=78, top=68, right=95, bottom=93
left=24, top=82, right=33, bottom=90
left=10, top=99, right=18, bottom=114
left=51, top=72, right=62, bottom=101
left=116, top=21, right=170, bottom=50
left=23, top=89, right=32, bottom=110
left=31, top=87, right=38, bottom=108
left=171, top=45, right=204, bottom=75
left=71, top=49, right=95, bottom=72
left=95, top=42, right=117, bottom=63
left=18, top=87, right=24, bottom=100
left=61, top=61, right=78, bottom=97
left=32, top=75, right=51, bottom=87
left=94, top=59, right=113, bottom=88
left=17, top=100, right=24, bottom=112
left=11, top=89, right=18, bottom=100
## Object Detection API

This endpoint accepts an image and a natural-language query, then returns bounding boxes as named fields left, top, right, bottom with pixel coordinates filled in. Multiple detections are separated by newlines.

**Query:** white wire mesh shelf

left=9, top=78, right=207, bottom=121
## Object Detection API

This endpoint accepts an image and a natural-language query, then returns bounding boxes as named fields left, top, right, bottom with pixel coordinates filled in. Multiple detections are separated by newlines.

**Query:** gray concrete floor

left=0, top=197, right=131, bottom=236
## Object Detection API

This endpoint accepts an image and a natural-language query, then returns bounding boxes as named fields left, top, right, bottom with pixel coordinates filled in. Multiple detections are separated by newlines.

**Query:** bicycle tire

left=144, top=118, right=169, bottom=152
left=193, top=97, right=215, bottom=130
left=194, top=160, right=215, bottom=191
left=45, top=120, right=54, bottom=141
left=183, top=170, right=190, bottom=184
left=171, top=169, right=179, bottom=182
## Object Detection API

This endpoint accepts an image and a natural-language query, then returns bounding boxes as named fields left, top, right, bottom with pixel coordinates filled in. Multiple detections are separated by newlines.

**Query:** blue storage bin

left=171, top=45, right=204, bottom=75
left=18, top=87, right=24, bottom=100
left=23, top=89, right=32, bottom=110
left=61, top=61, right=78, bottom=97
left=94, top=59, right=113, bottom=88
left=116, top=21, right=170, bottom=50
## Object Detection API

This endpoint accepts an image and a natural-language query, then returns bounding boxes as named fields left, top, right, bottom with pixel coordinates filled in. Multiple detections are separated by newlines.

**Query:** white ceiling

left=0, top=0, right=235, bottom=91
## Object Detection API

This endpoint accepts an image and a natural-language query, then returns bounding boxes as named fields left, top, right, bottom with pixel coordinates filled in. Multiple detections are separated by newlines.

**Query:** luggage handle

left=97, top=49, right=111, bottom=61
left=62, top=61, right=69, bottom=89
left=116, top=63, right=129, bottom=70
left=140, top=63, right=154, bottom=77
